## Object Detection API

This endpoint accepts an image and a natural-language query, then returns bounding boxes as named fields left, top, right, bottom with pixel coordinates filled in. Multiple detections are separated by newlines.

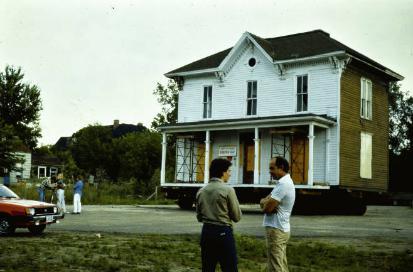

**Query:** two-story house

left=159, top=30, right=403, bottom=212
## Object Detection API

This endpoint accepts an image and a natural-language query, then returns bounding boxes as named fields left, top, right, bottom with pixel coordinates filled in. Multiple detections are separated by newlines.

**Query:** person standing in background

left=73, top=175, right=84, bottom=214
left=56, top=173, right=66, bottom=214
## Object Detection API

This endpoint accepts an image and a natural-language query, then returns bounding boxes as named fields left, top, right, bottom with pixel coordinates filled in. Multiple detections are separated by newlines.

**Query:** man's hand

left=260, top=195, right=280, bottom=214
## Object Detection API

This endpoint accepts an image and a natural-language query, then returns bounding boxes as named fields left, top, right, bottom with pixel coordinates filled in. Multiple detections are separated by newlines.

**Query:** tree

left=389, top=83, right=413, bottom=155
left=114, top=131, right=161, bottom=194
left=388, top=83, right=413, bottom=192
left=0, top=65, right=42, bottom=172
left=70, top=124, right=115, bottom=179
left=151, top=79, right=179, bottom=129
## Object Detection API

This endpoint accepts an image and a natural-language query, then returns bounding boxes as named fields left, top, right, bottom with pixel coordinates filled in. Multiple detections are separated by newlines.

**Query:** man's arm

left=228, top=188, right=242, bottom=222
left=260, top=194, right=280, bottom=214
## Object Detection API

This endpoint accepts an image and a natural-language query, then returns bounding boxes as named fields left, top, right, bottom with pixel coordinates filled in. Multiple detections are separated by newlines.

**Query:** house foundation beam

left=204, top=130, right=211, bottom=184
left=308, top=123, right=314, bottom=186
left=253, top=127, right=260, bottom=185
left=160, top=132, right=167, bottom=185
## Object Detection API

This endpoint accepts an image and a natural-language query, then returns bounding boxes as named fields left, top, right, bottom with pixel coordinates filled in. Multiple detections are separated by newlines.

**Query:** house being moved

left=159, top=30, right=403, bottom=213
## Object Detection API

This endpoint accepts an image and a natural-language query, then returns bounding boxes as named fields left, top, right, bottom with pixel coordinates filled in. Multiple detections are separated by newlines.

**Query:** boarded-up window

left=360, top=132, right=372, bottom=179
left=360, top=78, right=372, bottom=119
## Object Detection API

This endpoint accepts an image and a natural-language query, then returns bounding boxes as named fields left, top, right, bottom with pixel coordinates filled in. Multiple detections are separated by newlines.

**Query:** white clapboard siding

left=313, top=127, right=326, bottom=182
left=10, top=152, right=32, bottom=183
left=176, top=41, right=341, bottom=186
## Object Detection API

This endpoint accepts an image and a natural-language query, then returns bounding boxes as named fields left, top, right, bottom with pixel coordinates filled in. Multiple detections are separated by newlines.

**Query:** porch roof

left=160, top=114, right=336, bottom=133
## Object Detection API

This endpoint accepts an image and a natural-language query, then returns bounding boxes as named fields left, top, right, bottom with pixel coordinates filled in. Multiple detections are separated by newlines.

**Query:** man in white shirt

left=260, top=156, right=296, bottom=272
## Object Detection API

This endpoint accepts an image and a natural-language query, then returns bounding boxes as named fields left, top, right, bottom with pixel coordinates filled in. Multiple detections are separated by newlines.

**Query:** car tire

left=0, top=216, right=15, bottom=235
left=28, top=225, right=46, bottom=235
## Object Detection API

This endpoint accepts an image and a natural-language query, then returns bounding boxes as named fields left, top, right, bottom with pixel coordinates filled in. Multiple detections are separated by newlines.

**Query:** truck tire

left=0, top=216, right=15, bottom=235
left=177, top=198, right=194, bottom=210
left=28, top=225, right=46, bottom=235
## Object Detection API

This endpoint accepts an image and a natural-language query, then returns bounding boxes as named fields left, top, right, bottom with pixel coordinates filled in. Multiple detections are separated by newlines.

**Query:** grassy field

left=0, top=232, right=411, bottom=272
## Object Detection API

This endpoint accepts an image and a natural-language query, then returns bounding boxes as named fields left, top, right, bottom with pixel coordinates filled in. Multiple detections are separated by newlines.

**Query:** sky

left=1, top=0, right=412, bottom=145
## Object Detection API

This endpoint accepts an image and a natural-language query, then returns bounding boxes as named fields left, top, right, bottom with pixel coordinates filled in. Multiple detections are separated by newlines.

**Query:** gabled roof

left=166, top=30, right=403, bottom=81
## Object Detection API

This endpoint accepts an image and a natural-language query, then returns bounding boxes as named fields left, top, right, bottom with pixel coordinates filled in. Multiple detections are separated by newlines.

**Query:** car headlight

left=26, top=208, right=35, bottom=215
left=53, top=207, right=58, bottom=213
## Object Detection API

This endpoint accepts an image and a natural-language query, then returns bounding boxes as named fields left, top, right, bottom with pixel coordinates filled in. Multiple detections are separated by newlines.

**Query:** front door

left=241, top=133, right=254, bottom=184
left=291, top=134, right=308, bottom=184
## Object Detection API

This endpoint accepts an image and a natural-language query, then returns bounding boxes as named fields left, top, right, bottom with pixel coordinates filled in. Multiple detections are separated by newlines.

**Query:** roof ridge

left=265, top=29, right=330, bottom=41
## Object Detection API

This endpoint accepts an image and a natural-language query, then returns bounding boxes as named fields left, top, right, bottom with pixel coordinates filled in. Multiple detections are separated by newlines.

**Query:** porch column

left=308, top=123, right=315, bottom=186
left=253, top=127, right=260, bottom=185
left=325, top=128, right=330, bottom=184
left=160, top=132, right=167, bottom=185
left=204, top=130, right=210, bottom=184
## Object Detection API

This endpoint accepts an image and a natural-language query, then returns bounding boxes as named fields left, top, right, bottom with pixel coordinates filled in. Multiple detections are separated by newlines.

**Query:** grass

left=9, top=181, right=175, bottom=205
left=0, top=232, right=411, bottom=272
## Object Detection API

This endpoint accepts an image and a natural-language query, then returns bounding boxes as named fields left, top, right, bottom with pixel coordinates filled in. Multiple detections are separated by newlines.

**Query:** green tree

left=389, top=83, right=413, bottom=155
left=114, top=131, right=161, bottom=183
left=388, top=83, right=413, bottom=192
left=151, top=79, right=179, bottom=129
left=70, top=124, right=115, bottom=179
left=0, top=65, right=42, bottom=172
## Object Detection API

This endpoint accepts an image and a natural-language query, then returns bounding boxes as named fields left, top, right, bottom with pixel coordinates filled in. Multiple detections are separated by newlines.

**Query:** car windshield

left=0, top=185, right=19, bottom=198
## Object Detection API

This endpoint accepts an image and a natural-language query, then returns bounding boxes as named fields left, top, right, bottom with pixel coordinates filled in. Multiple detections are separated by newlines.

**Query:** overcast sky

left=1, top=0, right=412, bottom=145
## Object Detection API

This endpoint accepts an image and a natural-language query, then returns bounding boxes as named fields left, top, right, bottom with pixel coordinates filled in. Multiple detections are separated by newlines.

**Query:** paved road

left=46, top=205, right=413, bottom=245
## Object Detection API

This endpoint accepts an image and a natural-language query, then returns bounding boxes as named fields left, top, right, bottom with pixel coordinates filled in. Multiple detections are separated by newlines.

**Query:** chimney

left=113, top=119, right=120, bottom=128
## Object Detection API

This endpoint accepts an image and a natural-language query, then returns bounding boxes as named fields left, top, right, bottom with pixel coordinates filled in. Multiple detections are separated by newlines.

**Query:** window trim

left=296, top=74, right=309, bottom=113
left=360, top=132, right=373, bottom=179
left=202, top=85, right=212, bottom=119
left=360, top=77, right=373, bottom=120
left=246, top=80, right=257, bottom=116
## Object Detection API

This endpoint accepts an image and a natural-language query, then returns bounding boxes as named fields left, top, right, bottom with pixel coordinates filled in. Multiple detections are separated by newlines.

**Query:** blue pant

left=38, top=188, right=45, bottom=202
left=200, top=223, right=238, bottom=272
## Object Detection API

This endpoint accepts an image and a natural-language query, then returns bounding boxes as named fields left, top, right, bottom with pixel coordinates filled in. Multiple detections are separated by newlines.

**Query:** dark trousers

left=200, top=223, right=238, bottom=272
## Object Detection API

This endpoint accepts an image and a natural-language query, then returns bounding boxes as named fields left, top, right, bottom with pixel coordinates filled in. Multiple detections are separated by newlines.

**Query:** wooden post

left=254, top=127, right=260, bottom=184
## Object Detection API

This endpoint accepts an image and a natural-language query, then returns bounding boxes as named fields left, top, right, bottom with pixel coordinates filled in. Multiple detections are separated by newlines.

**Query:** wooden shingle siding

left=340, top=65, right=389, bottom=191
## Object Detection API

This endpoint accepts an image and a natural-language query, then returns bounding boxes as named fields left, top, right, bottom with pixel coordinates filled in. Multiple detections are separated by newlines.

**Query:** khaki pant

left=265, top=227, right=290, bottom=272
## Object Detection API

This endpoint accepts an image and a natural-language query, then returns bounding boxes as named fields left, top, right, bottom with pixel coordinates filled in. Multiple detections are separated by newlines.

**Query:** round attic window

left=248, top=57, right=256, bottom=67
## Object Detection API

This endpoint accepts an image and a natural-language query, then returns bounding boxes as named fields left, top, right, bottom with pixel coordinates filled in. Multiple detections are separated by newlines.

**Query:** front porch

left=160, top=114, right=337, bottom=188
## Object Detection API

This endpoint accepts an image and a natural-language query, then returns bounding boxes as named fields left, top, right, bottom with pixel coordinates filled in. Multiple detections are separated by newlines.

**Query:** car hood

left=0, top=199, right=55, bottom=207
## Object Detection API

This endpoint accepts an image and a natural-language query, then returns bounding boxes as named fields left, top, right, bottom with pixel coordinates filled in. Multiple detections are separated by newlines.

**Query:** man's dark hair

left=210, top=158, right=232, bottom=179
left=275, top=156, right=289, bottom=173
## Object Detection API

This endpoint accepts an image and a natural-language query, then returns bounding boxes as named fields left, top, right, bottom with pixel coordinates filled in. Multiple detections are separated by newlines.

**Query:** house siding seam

left=340, top=66, right=389, bottom=191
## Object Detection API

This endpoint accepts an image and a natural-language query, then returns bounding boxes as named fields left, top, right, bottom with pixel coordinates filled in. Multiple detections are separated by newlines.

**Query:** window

left=38, top=166, right=46, bottom=178
left=247, top=81, right=257, bottom=115
left=360, top=132, right=372, bottom=179
left=203, top=86, right=212, bottom=119
left=360, top=78, right=372, bottom=119
left=297, top=75, right=308, bottom=112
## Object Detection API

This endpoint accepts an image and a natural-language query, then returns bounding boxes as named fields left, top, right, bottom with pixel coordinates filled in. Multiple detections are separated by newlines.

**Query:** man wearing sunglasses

left=260, top=156, right=296, bottom=272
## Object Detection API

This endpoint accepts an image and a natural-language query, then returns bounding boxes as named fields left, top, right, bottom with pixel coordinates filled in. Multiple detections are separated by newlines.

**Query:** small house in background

left=54, top=136, right=72, bottom=151
left=10, top=152, right=32, bottom=183
left=1, top=145, right=32, bottom=184
left=31, top=153, right=63, bottom=179
left=109, top=120, right=147, bottom=138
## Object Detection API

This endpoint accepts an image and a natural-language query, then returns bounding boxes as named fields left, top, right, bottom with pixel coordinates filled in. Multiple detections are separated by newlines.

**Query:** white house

left=159, top=30, right=403, bottom=210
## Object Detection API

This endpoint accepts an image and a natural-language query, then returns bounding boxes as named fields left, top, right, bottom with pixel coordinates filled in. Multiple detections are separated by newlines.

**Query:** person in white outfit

left=56, top=173, right=66, bottom=214
left=73, top=175, right=84, bottom=214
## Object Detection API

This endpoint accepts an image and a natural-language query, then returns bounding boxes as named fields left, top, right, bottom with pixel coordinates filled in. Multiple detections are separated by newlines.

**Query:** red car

left=0, top=184, right=64, bottom=235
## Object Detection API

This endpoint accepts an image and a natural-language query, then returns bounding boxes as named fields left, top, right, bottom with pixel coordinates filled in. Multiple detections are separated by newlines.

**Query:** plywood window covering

left=297, top=75, right=308, bottom=112
left=360, top=132, right=372, bottom=179
left=360, top=78, right=372, bottom=119
left=247, top=81, right=257, bottom=115
left=203, top=86, right=212, bottom=119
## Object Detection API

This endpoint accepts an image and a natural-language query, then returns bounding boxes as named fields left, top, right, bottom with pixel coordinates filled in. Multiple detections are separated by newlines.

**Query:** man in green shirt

left=196, top=158, right=242, bottom=272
